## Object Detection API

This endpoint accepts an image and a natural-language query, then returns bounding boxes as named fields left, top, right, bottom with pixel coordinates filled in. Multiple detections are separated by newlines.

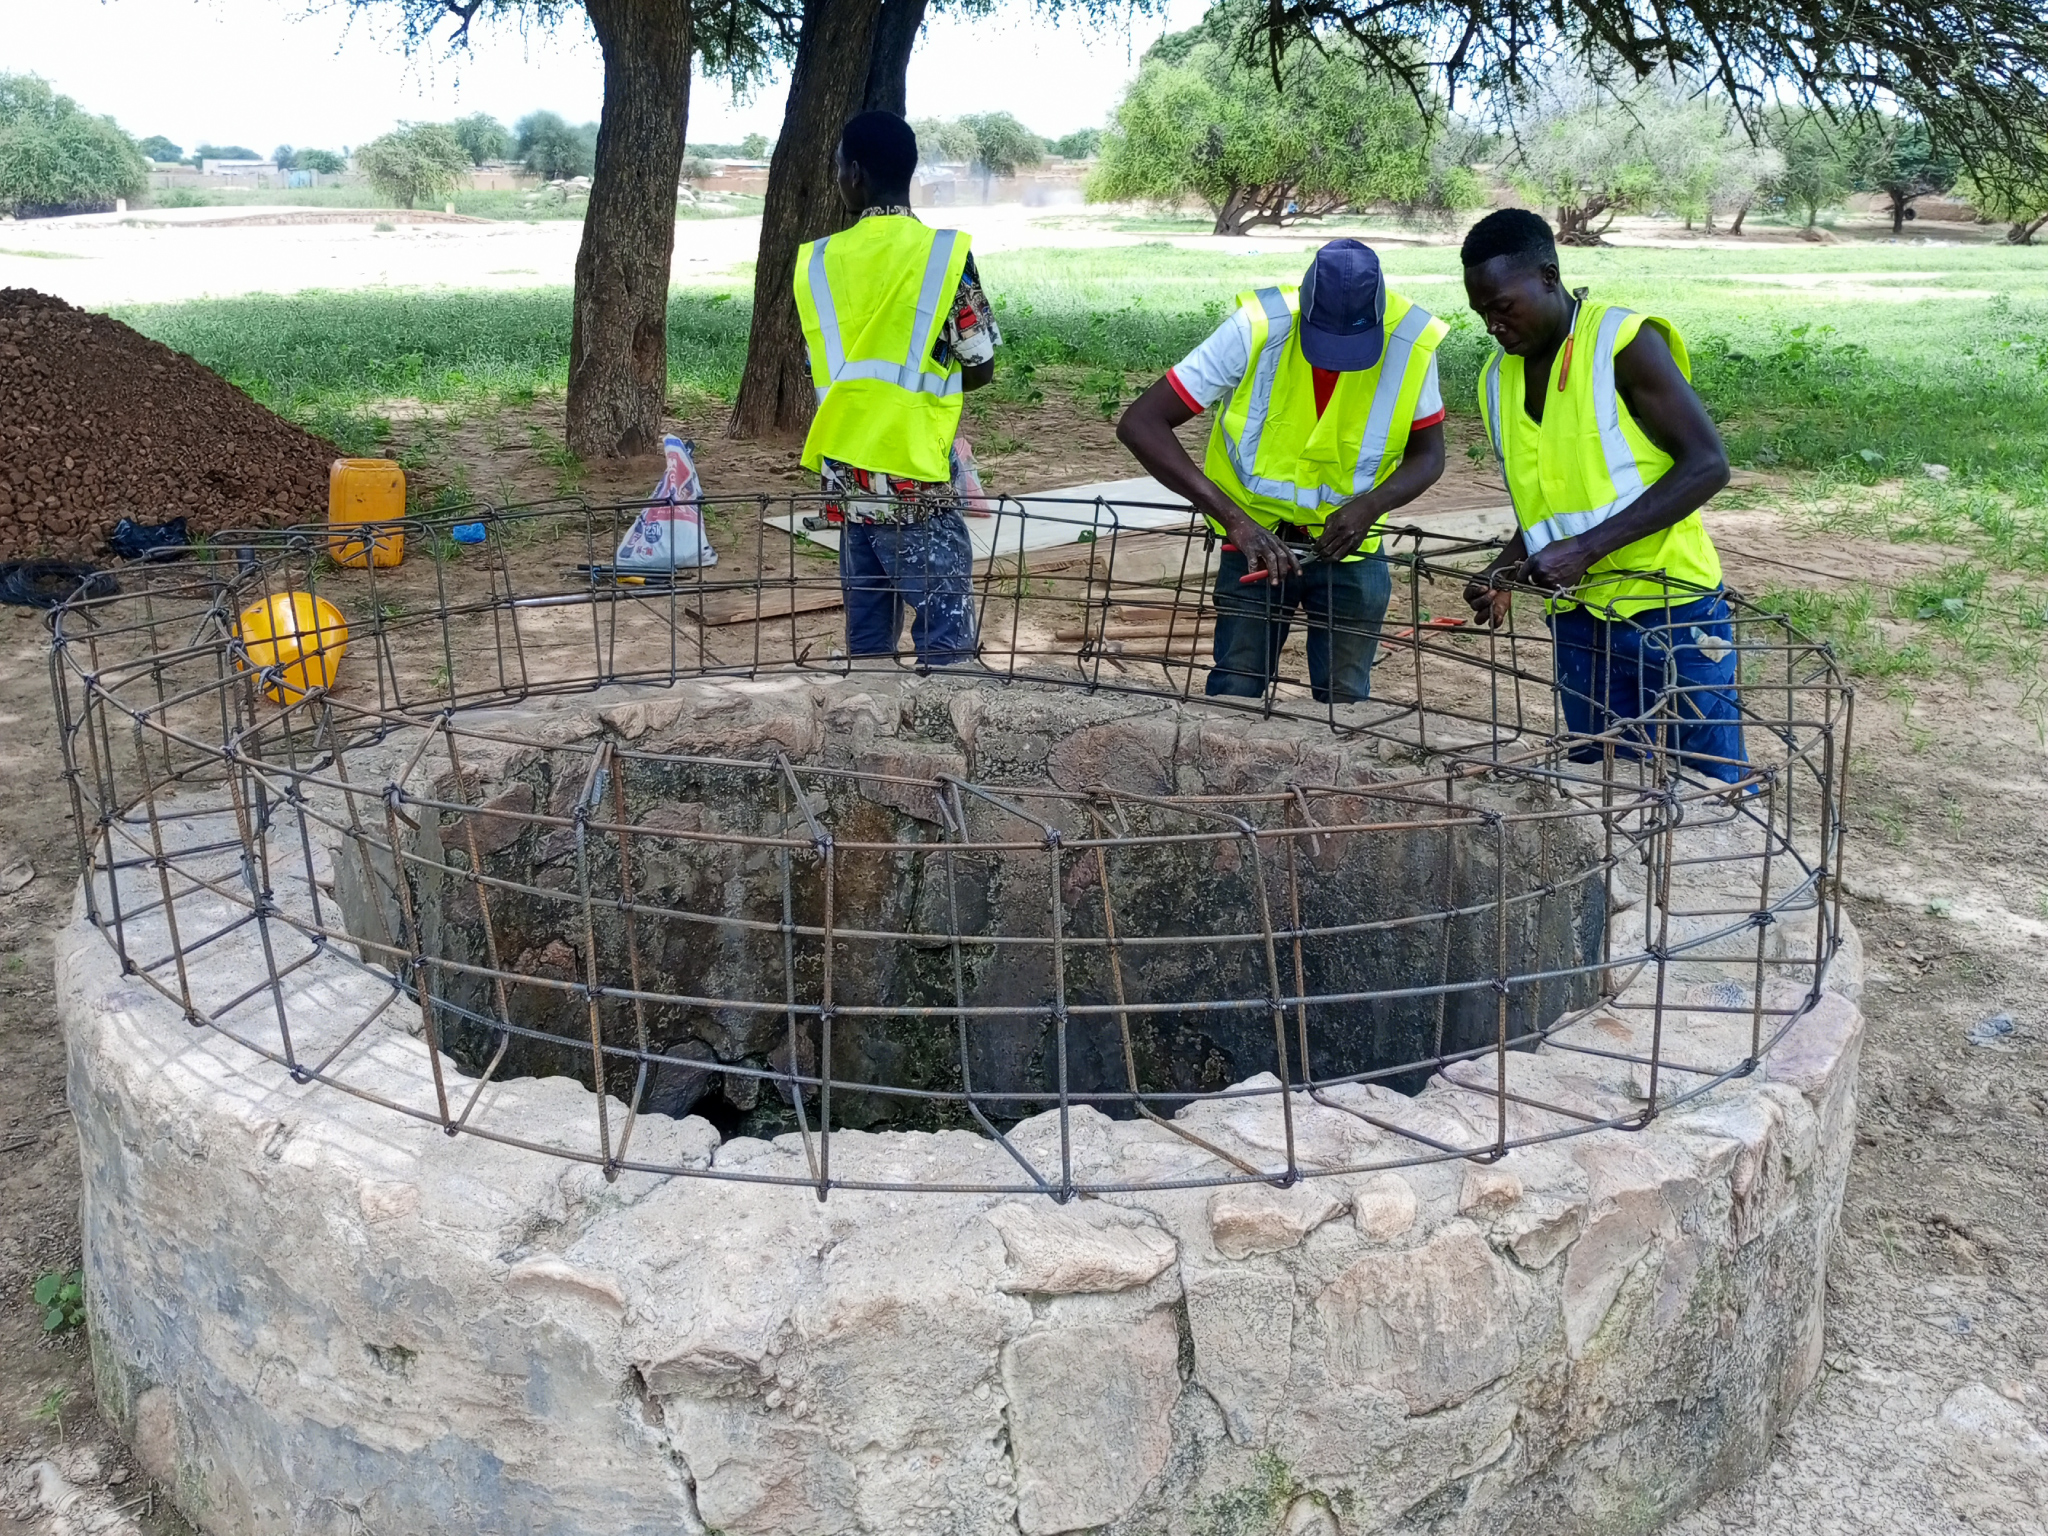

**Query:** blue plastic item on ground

left=451, top=522, right=487, bottom=545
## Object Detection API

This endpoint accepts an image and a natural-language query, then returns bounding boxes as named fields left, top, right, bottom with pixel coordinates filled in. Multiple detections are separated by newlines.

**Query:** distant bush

left=136, top=133, right=181, bottom=163
left=515, top=111, right=596, bottom=180
left=450, top=112, right=510, bottom=166
left=1049, top=128, right=1102, bottom=160
left=357, top=123, right=469, bottom=208
left=192, top=142, right=258, bottom=163
left=295, top=148, right=346, bottom=175
left=0, top=73, right=146, bottom=216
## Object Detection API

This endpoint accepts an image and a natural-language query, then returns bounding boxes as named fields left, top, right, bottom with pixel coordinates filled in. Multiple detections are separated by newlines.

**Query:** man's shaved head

left=1459, top=209, right=1558, bottom=273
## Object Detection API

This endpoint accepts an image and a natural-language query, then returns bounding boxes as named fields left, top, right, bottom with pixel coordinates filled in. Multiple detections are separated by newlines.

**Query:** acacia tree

left=1504, top=76, right=1778, bottom=241
left=0, top=74, right=147, bottom=217
left=1090, top=10, right=1462, bottom=235
left=1762, top=105, right=1855, bottom=229
left=1960, top=144, right=2048, bottom=245
left=1852, top=116, right=1956, bottom=235
left=348, top=1, right=776, bottom=458
left=358, top=122, right=471, bottom=206
left=1252, top=0, right=2048, bottom=199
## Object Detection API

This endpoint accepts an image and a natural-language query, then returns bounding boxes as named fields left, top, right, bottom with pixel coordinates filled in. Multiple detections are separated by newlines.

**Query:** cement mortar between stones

left=60, top=675, right=1865, bottom=1536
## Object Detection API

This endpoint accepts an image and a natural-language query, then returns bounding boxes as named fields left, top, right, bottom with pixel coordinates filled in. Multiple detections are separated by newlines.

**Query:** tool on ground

left=329, top=459, right=406, bottom=568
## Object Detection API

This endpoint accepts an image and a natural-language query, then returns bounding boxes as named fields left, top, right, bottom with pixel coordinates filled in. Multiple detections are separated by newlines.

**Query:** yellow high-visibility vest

left=1201, top=285, right=1448, bottom=559
left=1478, top=301, right=1723, bottom=615
left=793, top=215, right=973, bottom=482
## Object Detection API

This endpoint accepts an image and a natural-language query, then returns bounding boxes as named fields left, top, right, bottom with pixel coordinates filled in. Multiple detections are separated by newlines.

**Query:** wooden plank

left=685, top=584, right=844, bottom=626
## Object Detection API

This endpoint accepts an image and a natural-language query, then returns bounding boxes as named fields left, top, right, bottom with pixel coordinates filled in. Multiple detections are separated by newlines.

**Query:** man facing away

left=1459, top=209, right=1749, bottom=783
left=1116, top=239, right=1448, bottom=703
left=793, top=111, right=1000, bottom=666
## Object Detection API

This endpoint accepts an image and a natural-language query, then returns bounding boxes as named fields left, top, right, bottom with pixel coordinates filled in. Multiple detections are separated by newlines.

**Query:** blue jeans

left=1207, top=546, right=1392, bottom=703
left=1548, top=590, right=1750, bottom=783
left=839, top=511, right=977, bottom=665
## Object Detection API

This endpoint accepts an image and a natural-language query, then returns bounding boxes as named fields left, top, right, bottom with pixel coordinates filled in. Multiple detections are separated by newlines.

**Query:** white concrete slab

left=762, top=476, right=1197, bottom=559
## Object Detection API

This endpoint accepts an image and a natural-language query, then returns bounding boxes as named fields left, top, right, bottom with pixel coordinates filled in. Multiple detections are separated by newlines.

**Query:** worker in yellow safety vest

left=793, top=111, right=1001, bottom=666
left=1116, top=239, right=1448, bottom=703
left=1459, top=209, right=1749, bottom=783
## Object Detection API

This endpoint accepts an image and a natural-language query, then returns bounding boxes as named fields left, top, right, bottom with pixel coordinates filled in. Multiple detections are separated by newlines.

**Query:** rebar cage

left=49, top=495, right=1853, bottom=1198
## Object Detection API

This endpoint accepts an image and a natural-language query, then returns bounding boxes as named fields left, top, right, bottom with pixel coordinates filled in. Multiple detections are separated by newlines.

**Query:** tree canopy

left=1088, top=3, right=1475, bottom=235
left=1961, top=139, right=2048, bottom=245
left=450, top=112, right=512, bottom=164
left=0, top=74, right=146, bottom=217
left=1250, top=0, right=2048, bottom=186
left=136, top=134, right=181, bottom=163
left=515, top=110, right=597, bottom=179
left=1503, top=74, right=1781, bottom=241
left=356, top=121, right=470, bottom=207
left=296, top=148, right=348, bottom=175
left=1852, top=117, right=1957, bottom=234
left=914, top=111, right=1044, bottom=192
left=1760, top=106, right=1854, bottom=229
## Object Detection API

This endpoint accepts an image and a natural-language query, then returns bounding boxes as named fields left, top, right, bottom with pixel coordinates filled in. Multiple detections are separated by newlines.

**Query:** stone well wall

left=329, top=678, right=1606, bottom=1133
left=61, top=675, right=1864, bottom=1536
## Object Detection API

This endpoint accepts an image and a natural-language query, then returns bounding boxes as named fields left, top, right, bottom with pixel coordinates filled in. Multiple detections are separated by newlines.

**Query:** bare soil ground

left=1, top=391, right=2042, bottom=1533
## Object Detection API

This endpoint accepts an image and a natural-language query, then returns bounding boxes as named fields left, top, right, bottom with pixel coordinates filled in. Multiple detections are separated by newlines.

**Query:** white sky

left=1, top=0, right=1208, bottom=153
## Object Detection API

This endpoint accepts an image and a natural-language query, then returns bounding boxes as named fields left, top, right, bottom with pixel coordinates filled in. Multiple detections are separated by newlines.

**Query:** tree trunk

left=862, top=0, right=930, bottom=116
left=1212, top=185, right=1249, bottom=235
left=1889, top=192, right=1908, bottom=234
left=568, top=0, right=693, bottom=460
left=1730, top=200, right=1750, bottom=235
left=728, top=0, right=886, bottom=442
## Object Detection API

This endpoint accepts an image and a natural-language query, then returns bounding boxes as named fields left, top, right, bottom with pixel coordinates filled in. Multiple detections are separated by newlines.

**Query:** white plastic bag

left=614, top=434, right=718, bottom=570
left=951, top=434, right=995, bottom=517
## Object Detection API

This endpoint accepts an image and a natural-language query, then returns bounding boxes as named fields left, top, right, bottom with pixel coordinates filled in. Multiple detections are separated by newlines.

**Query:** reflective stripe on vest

left=804, top=228, right=966, bottom=404
left=1220, top=295, right=1440, bottom=512
left=1484, top=306, right=1647, bottom=555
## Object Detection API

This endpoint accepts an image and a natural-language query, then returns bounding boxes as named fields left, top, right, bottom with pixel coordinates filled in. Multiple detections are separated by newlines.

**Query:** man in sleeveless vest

left=1117, top=239, right=1449, bottom=703
left=1460, top=210, right=1750, bottom=784
left=793, top=111, right=1000, bottom=666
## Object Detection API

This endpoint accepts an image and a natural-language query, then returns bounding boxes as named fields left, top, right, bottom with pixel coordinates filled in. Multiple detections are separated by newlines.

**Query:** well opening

left=339, top=683, right=1608, bottom=1142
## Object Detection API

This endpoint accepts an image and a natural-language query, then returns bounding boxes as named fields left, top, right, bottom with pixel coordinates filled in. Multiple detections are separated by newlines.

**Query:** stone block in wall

left=1001, top=1309, right=1181, bottom=1534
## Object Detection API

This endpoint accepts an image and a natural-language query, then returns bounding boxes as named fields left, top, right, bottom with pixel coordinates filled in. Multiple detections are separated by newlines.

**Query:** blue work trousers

left=839, top=511, right=977, bottom=666
left=1548, top=589, right=1750, bottom=783
left=1207, top=547, right=1392, bottom=703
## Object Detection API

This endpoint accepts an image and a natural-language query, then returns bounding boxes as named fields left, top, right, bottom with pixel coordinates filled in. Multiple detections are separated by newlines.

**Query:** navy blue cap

left=1297, top=239, right=1386, bottom=371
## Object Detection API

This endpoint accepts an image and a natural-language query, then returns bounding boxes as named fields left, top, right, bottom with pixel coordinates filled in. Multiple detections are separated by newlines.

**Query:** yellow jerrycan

left=328, top=458, right=406, bottom=568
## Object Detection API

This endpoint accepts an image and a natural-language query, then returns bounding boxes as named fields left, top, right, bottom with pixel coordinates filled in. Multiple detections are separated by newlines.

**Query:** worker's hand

left=1519, top=537, right=1596, bottom=594
left=1464, top=570, right=1513, bottom=628
left=1313, top=501, right=1378, bottom=563
left=1221, top=508, right=1301, bottom=583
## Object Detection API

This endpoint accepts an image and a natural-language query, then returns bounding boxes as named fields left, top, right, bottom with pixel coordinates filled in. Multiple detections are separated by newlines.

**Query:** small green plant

left=34, top=1269, right=85, bottom=1333
left=372, top=220, right=396, bottom=233
left=31, top=1386, right=68, bottom=1441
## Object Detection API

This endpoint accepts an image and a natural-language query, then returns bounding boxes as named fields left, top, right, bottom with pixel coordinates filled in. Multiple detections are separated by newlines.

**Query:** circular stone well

left=53, top=545, right=1862, bottom=1536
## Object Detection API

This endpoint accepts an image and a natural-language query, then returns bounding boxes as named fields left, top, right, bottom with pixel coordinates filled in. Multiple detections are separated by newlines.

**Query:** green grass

left=136, top=183, right=762, bottom=223
left=115, top=239, right=2048, bottom=490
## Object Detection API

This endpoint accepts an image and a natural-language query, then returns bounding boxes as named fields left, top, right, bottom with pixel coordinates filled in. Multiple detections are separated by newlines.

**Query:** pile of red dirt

left=0, top=288, right=339, bottom=562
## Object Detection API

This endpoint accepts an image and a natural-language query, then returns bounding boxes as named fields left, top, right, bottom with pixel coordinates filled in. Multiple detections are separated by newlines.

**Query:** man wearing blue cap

left=1117, top=239, right=1448, bottom=702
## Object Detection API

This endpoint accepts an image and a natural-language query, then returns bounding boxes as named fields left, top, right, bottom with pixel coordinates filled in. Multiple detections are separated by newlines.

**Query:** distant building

left=200, top=159, right=279, bottom=177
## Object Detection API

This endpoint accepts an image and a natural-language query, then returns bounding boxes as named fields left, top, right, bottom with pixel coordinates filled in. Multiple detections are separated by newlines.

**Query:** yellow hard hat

left=237, top=591, right=349, bottom=704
